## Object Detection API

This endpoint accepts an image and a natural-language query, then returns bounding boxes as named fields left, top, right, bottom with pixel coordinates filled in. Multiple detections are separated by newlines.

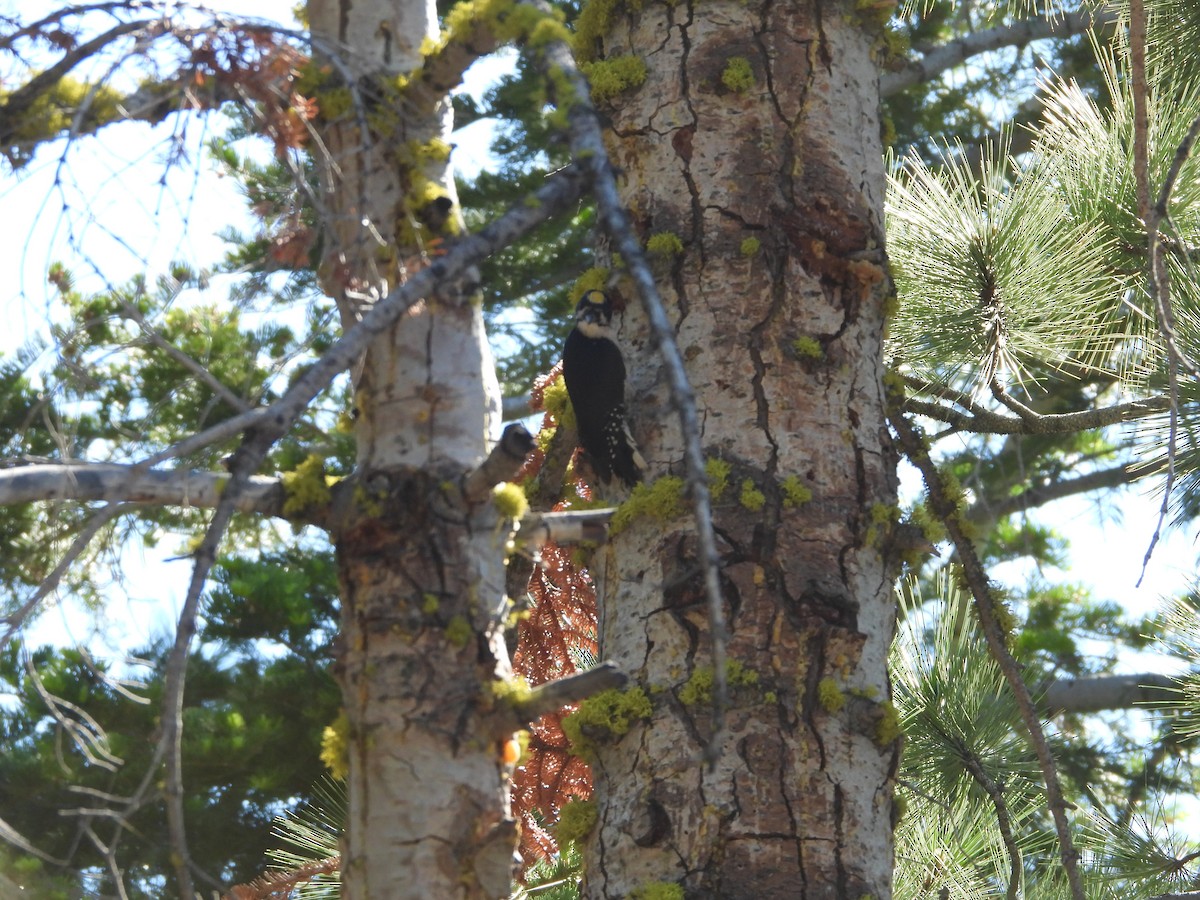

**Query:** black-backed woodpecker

left=562, top=290, right=645, bottom=488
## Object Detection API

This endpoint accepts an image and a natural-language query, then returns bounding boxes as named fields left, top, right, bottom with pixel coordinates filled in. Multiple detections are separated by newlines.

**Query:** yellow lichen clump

left=281, top=454, right=334, bottom=518
left=581, top=54, right=648, bottom=102
left=492, top=482, right=529, bottom=519
left=646, top=231, right=684, bottom=256
left=541, top=374, right=577, bottom=430
left=569, top=267, right=610, bottom=303
left=556, top=799, right=599, bottom=844
left=629, top=883, right=685, bottom=900
left=609, top=476, right=686, bottom=535
left=739, top=479, right=766, bottom=511
left=720, top=56, right=756, bottom=93
left=320, top=711, right=350, bottom=780
left=739, top=236, right=762, bottom=256
left=780, top=475, right=812, bottom=508
left=705, top=457, right=732, bottom=500
left=560, top=686, right=652, bottom=759
left=818, top=677, right=846, bottom=713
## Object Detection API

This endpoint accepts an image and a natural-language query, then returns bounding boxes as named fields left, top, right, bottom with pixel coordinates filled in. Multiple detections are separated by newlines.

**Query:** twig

left=1129, top=2, right=1198, bottom=584
left=223, top=856, right=340, bottom=900
left=0, top=814, right=69, bottom=864
left=890, top=408, right=1086, bottom=900
left=23, top=652, right=122, bottom=770
left=531, top=4, right=729, bottom=765
left=0, top=501, right=128, bottom=645
left=120, top=298, right=252, bottom=413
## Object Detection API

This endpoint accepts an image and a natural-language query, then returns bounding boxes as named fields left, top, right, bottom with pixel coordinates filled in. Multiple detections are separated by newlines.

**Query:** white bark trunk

left=307, top=0, right=511, bottom=896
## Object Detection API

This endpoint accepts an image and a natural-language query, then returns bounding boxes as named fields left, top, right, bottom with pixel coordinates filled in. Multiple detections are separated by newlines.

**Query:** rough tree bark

left=306, top=0, right=512, bottom=897
left=582, top=1, right=899, bottom=896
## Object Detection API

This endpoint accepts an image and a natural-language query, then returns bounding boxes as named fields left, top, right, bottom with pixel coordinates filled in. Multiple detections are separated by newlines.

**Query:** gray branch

left=515, top=508, right=614, bottom=547
left=967, top=462, right=1140, bottom=528
left=1041, top=673, right=1179, bottom=714
left=0, top=462, right=286, bottom=516
left=881, top=6, right=1120, bottom=97
left=463, top=424, right=535, bottom=504
left=502, top=395, right=534, bottom=421
left=511, top=662, right=628, bottom=726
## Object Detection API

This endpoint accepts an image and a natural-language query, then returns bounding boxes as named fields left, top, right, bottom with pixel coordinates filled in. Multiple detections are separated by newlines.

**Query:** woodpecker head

left=574, top=290, right=615, bottom=339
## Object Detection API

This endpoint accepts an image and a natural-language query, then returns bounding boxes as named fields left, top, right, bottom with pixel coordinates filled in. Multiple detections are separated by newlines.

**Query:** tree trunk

left=307, top=1, right=511, bottom=897
left=584, top=1, right=898, bottom=897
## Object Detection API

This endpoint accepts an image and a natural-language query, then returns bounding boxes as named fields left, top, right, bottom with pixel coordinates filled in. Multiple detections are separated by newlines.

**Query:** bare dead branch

left=502, top=394, right=533, bottom=421
left=0, top=2, right=143, bottom=53
left=0, top=19, right=149, bottom=138
left=1129, top=2, right=1200, bottom=583
left=890, top=407, right=1086, bottom=900
left=0, top=813, right=68, bottom=864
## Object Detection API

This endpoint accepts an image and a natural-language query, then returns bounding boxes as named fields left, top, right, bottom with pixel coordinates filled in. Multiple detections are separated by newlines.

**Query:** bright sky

left=2, top=1, right=1196, bottom=666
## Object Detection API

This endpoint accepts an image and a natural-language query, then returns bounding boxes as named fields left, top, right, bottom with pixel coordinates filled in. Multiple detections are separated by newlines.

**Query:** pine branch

left=960, top=753, right=1022, bottom=900
left=120, top=299, right=253, bottom=414
left=224, top=856, right=340, bottom=900
left=881, top=6, right=1120, bottom=97
left=901, top=376, right=1171, bottom=434
left=890, top=406, right=1086, bottom=900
